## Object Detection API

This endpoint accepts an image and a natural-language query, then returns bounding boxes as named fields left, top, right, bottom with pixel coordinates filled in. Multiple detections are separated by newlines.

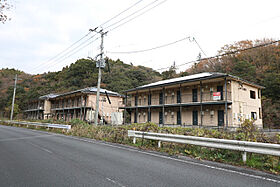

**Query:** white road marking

left=28, top=142, right=53, bottom=154
left=106, top=177, right=126, bottom=187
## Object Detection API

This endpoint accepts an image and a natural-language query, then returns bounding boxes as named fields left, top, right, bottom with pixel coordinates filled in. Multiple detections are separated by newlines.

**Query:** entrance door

left=134, top=111, right=137, bottom=123
left=177, top=90, right=181, bottom=103
left=148, top=94, right=152, bottom=105
left=217, top=86, right=223, bottom=100
left=177, top=111, right=181, bottom=125
left=218, top=110, right=224, bottom=126
left=159, top=111, right=163, bottom=124
left=148, top=110, right=151, bottom=122
left=159, top=92, right=163, bottom=104
left=192, top=89, right=198, bottom=102
left=192, top=110, right=198, bottom=125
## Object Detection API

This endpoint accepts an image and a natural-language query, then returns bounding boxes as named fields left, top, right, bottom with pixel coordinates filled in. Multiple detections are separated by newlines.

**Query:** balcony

left=125, top=91, right=231, bottom=108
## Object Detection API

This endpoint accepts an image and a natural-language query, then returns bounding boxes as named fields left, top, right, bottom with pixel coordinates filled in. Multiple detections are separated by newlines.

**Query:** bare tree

left=0, top=0, right=12, bottom=23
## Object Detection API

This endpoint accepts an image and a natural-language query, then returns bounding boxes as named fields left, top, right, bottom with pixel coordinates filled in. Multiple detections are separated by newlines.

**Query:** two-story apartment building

left=24, top=87, right=124, bottom=124
left=49, top=87, right=124, bottom=124
left=123, top=72, right=264, bottom=128
left=24, top=94, right=58, bottom=120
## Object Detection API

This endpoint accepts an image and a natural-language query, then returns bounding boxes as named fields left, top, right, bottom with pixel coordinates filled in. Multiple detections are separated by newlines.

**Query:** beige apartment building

left=24, top=94, right=58, bottom=120
left=25, top=87, right=124, bottom=124
left=123, top=72, right=264, bottom=128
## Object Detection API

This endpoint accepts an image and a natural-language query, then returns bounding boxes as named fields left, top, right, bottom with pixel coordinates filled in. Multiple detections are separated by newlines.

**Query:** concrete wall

left=87, top=94, right=123, bottom=123
left=231, top=81, right=263, bottom=128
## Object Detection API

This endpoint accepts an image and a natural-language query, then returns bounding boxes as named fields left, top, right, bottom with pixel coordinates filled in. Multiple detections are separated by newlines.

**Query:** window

left=258, top=89, right=261, bottom=99
left=251, top=112, right=257, bottom=120
left=250, top=90, right=256, bottom=99
left=259, top=108, right=262, bottom=119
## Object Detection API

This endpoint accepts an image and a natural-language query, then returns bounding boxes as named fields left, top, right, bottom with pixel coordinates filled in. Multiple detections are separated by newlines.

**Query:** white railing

left=1, top=120, right=71, bottom=131
left=128, top=130, right=280, bottom=162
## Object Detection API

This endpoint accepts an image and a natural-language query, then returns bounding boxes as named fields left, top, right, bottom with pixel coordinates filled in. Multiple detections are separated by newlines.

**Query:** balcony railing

left=126, top=91, right=231, bottom=107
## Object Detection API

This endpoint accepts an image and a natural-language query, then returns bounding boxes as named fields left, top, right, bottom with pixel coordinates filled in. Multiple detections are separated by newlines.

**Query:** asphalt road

left=0, top=125, right=279, bottom=187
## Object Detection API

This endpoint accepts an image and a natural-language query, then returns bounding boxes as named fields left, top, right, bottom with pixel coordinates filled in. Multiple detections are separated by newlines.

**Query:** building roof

left=125, top=72, right=264, bottom=92
left=53, top=87, right=123, bottom=98
left=39, top=93, right=60, bottom=100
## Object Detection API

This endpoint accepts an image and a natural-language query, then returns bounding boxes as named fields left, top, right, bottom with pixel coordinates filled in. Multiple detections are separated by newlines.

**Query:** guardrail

left=0, top=120, right=71, bottom=131
left=128, top=130, right=280, bottom=162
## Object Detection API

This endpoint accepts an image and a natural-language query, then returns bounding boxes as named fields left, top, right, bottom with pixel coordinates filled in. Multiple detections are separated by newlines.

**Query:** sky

left=0, top=0, right=280, bottom=74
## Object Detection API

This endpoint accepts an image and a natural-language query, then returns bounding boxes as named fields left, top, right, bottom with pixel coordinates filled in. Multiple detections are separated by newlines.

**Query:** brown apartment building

left=25, top=87, right=124, bottom=124
left=123, top=72, right=264, bottom=128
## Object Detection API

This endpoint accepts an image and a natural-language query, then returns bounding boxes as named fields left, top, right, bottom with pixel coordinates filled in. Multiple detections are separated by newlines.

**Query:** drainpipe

left=200, top=80, right=203, bottom=127
left=225, top=76, right=228, bottom=129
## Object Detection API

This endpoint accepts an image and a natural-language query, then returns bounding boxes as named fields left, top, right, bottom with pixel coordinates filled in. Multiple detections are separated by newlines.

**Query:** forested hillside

left=0, top=59, right=161, bottom=118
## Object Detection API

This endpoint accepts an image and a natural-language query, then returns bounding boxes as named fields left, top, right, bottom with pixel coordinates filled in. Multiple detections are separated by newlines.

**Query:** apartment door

left=177, top=90, right=181, bottom=103
left=217, top=86, right=223, bottom=100
left=177, top=111, right=181, bottom=125
left=159, top=111, right=163, bottom=124
left=148, top=94, right=152, bottom=105
left=148, top=110, right=151, bottom=122
left=192, top=89, right=198, bottom=102
left=218, top=110, right=224, bottom=126
left=135, top=95, right=138, bottom=106
left=159, top=92, right=163, bottom=104
left=134, top=111, right=137, bottom=123
left=192, top=110, right=198, bottom=125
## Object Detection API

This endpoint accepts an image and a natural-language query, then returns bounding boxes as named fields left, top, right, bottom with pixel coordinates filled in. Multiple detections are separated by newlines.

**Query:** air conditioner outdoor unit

left=210, top=87, right=213, bottom=92
left=210, top=110, right=214, bottom=115
left=172, top=92, right=175, bottom=96
left=171, top=112, right=174, bottom=116
left=165, top=112, right=168, bottom=116
left=138, top=113, right=141, bottom=116
left=143, top=112, right=146, bottom=116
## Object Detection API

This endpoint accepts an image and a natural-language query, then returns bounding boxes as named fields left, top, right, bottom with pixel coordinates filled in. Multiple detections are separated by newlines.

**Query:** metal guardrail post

left=242, top=152, right=247, bottom=163
left=158, top=141, right=161, bottom=148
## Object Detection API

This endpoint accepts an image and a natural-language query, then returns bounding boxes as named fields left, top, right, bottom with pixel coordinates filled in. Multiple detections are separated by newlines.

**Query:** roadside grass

left=1, top=120, right=279, bottom=175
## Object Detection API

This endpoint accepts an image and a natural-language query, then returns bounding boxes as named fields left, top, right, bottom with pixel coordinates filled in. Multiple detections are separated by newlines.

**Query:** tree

left=0, top=0, right=11, bottom=23
left=161, top=63, right=178, bottom=80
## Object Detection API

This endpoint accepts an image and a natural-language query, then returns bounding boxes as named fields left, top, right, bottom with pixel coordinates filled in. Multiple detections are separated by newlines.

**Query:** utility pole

left=90, top=28, right=107, bottom=125
left=10, top=74, right=18, bottom=121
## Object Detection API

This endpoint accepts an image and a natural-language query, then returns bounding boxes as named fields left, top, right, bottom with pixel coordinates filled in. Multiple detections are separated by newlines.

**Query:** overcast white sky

left=0, top=0, right=279, bottom=74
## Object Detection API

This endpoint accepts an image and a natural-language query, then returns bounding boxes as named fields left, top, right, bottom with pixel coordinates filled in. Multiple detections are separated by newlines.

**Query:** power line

left=107, top=36, right=191, bottom=54
left=104, top=0, right=160, bottom=30
left=33, top=0, right=148, bottom=73
left=108, top=0, right=167, bottom=32
left=202, top=39, right=280, bottom=61
left=45, top=32, right=92, bottom=63
left=154, top=39, right=280, bottom=72
left=32, top=37, right=99, bottom=73
left=100, top=0, right=145, bottom=27
left=31, top=32, right=94, bottom=72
